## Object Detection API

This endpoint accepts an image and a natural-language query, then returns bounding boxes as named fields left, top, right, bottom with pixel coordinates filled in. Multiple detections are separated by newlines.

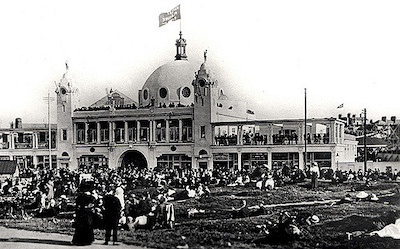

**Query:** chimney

left=382, top=116, right=387, bottom=122
left=391, top=116, right=396, bottom=122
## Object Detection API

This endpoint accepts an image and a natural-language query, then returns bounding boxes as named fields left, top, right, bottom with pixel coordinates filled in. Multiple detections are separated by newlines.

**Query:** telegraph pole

left=43, top=91, right=54, bottom=170
left=363, top=108, right=367, bottom=173
left=304, top=88, right=307, bottom=169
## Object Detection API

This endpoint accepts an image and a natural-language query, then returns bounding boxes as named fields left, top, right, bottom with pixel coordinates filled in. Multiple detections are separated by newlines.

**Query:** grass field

left=1, top=181, right=400, bottom=249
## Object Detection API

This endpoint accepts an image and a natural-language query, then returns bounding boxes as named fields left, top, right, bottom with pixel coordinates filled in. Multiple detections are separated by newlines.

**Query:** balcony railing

left=15, top=143, right=33, bottom=149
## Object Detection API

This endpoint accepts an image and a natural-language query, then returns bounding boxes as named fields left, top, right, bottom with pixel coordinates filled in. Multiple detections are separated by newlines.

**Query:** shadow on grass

left=0, top=237, right=73, bottom=246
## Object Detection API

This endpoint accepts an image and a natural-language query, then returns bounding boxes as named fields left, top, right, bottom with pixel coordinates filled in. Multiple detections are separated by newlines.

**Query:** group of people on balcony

left=214, top=131, right=330, bottom=146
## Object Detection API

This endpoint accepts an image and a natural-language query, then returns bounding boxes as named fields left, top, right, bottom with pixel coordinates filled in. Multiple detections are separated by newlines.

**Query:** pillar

left=332, top=150, right=337, bottom=169
left=178, top=119, right=183, bottom=142
left=9, top=133, right=14, bottom=149
left=267, top=151, right=272, bottom=170
left=136, top=121, right=141, bottom=142
left=73, top=123, right=76, bottom=144
left=152, top=121, right=156, bottom=142
left=329, top=121, right=335, bottom=144
left=124, top=121, right=128, bottom=143
left=33, top=133, right=38, bottom=148
left=84, top=122, right=88, bottom=144
left=298, top=150, right=304, bottom=170
left=166, top=120, right=170, bottom=142
left=149, top=120, right=153, bottom=142
left=237, top=151, right=242, bottom=171
left=109, top=122, right=113, bottom=142
left=97, top=122, right=101, bottom=144
left=33, top=155, right=38, bottom=168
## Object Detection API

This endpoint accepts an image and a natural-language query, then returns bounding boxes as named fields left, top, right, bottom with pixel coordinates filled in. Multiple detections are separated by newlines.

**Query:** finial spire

left=204, top=50, right=207, bottom=62
left=65, top=60, right=69, bottom=71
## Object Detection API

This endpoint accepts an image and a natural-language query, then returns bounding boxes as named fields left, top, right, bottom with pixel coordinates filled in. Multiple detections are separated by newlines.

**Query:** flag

left=159, top=5, right=181, bottom=27
left=337, top=103, right=344, bottom=109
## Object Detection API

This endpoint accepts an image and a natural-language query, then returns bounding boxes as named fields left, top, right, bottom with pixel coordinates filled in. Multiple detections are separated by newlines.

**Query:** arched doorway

left=119, top=150, right=148, bottom=170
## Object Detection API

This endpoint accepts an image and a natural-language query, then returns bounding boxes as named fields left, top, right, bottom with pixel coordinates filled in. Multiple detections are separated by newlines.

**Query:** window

left=62, top=105, right=66, bottom=112
left=201, top=126, right=206, bottom=138
left=62, top=129, right=67, bottom=141
left=182, top=87, right=191, bottom=98
left=159, top=87, right=168, bottom=98
left=143, top=89, right=149, bottom=100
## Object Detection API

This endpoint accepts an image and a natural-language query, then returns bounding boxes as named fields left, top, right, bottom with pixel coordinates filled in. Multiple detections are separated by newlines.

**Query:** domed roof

left=140, top=60, right=198, bottom=107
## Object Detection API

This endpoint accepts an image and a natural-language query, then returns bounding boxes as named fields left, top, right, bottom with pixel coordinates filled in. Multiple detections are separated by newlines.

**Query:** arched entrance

left=119, top=150, right=148, bottom=170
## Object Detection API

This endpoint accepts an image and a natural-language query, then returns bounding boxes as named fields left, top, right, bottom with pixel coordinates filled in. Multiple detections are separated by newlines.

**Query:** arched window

left=159, top=87, right=168, bottom=98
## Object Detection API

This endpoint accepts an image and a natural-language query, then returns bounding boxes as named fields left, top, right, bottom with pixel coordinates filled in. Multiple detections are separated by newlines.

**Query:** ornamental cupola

left=175, top=31, right=187, bottom=60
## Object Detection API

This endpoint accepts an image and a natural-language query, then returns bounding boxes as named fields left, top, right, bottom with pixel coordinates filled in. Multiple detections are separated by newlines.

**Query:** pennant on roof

left=159, top=5, right=181, bottom=27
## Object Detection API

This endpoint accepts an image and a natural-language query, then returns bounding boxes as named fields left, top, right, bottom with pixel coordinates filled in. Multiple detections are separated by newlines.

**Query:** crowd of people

left=0, top=162, right=399, bottom=244
left=214, top=132, right=330, bottom=146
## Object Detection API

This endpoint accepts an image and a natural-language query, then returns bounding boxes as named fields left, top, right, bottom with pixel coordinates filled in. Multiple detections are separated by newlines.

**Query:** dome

left=140, top=60, right=198, bottom=107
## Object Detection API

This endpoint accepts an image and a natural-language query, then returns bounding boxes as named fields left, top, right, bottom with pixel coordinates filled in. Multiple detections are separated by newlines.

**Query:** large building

left=0, top=33, right=358, bottom=173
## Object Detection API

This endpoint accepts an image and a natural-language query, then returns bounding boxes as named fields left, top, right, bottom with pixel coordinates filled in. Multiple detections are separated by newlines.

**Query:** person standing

left=310, top=162, right=320, bottom=189
left=103, top=190, right=122, bottom=245
left=72, top=189, right=95, bottom=246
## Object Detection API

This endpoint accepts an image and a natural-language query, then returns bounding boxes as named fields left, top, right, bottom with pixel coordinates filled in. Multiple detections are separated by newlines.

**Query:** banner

left=159, top=5, right=181, bottom=27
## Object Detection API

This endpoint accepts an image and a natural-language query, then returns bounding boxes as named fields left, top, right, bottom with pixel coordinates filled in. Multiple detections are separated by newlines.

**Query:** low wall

left=338, top=161, right=400, bottom=173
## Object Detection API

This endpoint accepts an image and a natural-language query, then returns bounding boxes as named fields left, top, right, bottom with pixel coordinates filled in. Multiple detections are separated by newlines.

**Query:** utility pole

left=363, top=108, right=367, bottom=173
left=304, top=88, right=307, bottom=169
left=43, top=91, right=54, bottom=170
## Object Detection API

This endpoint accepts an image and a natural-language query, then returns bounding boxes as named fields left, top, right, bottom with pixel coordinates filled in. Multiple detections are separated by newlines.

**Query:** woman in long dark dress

left=72, top=191, right=95, bottom=245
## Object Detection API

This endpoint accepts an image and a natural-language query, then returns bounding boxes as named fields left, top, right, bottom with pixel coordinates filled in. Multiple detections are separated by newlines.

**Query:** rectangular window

left=62, top=129, right=67, bottom=141
left=201, top=126, right=206, bottom=138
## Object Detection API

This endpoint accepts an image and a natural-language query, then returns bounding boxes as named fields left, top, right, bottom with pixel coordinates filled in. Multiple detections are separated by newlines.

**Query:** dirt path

left=0, top=226, right=148, bottom=249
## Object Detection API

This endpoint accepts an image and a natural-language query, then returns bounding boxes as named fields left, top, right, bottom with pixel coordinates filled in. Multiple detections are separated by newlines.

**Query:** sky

left=1, top=0, right=400, bottom=127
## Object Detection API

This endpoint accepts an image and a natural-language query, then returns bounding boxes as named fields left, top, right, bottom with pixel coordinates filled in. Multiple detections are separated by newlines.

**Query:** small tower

left=175, top=31, right=187, bottom=60
left=192, top=50, right=218, bottom=169
left=55, top=62, right=77, bottom=169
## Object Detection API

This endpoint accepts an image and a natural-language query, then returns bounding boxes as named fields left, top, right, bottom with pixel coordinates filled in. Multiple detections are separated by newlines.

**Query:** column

left=97, top=122, right=101, bottom=144
left=178, top=119, right=183, bottom=142
left=136, top=120, right=141, bottom=142
left=267, top=151, right=272, bottom=170
left=9, top=133, right=14, bottom=149
left=84, top=122, right=88, bottom=144
left=124, top=121, right=128, bottom=143
left=109, top=122, right=113, bottom=142
left=329, top=121, right=335, bottom=144
left=33, top=155, right=38, bottom=168
left=332, top=150, right=337, bottom=169
left=149, top=120, right=153, bottom=142
left=73, top=123, right=77, bottom=144
left=270, top=124, right=274, bottom=145
left=166, top=120, right=170, bottom=142
left=298, top=150, right=304, bottom=170
left=33, top=133, right=38, bottom=148
left=237, top=151, right=242, bottom=171
left=152, top=121, right=156, bottom=142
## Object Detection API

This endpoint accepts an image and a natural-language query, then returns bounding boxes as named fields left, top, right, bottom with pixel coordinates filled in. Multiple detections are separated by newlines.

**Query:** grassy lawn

left=1, top=181, right=400, bottom=249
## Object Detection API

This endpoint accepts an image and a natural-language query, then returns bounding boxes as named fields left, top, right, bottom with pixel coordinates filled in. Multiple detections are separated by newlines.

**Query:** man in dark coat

left=103, top=191, right=122, bottom=245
